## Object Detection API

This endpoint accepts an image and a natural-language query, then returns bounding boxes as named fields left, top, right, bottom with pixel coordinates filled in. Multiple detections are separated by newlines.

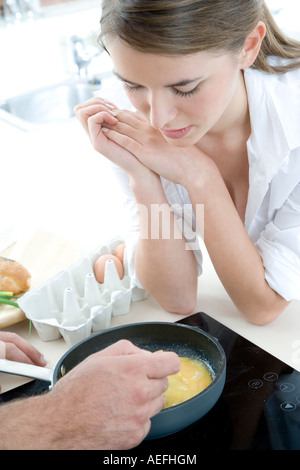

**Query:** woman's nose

left=149, top=91, right=177, bottom=129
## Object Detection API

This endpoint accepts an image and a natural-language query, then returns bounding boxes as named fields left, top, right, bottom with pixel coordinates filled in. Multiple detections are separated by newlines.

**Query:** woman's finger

left=76, top=104, right=117, bottom=134
left=75, top=96, right=118, bottom=112
left=87, top=111, right=119, bottom=148
left=113, top=109, right=148, bottom=128
left=99, top=126, right=143, bottom=157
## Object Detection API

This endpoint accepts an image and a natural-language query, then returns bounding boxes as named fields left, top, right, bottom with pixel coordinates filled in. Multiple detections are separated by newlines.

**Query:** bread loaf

left=0, top=256, right=31, bottom=294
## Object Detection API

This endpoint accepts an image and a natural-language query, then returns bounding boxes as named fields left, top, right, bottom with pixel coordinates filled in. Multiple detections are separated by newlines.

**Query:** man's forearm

left=0, top=394, right=64, bottom=450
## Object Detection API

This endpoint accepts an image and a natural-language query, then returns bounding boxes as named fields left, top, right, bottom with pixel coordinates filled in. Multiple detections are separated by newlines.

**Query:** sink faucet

left=70, top=35, right=102, bottom=78
left=2, top=0, right=41, bottom=23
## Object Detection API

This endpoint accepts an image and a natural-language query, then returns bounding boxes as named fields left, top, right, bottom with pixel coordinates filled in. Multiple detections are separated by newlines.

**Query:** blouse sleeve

left=105, top=163, right=141, bottom=286
left=255, top=182, right=300, bottom=301
left=108, top=164, right=203, bottom=288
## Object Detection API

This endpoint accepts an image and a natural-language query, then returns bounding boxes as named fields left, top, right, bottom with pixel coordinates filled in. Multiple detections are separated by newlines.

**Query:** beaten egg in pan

left=163, top=356, right=214, bottom=409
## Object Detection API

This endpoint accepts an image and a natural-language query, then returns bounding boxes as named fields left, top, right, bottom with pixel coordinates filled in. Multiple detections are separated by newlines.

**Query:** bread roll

left=0, top=256, right=31, bottom=294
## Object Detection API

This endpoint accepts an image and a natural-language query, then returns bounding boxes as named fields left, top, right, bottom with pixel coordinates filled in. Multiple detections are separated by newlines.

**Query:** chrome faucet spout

left=71, top=35, right=102, bottom=78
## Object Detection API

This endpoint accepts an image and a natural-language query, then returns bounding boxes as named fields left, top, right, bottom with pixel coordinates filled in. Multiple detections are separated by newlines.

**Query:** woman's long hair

left=99, top=0, right=300, bottom=74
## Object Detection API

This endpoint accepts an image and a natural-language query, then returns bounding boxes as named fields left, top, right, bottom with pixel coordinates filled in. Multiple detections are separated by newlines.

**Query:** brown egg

left=94, top=254, right=124, bottom=284
left=113, top=243, right=126, bottom=264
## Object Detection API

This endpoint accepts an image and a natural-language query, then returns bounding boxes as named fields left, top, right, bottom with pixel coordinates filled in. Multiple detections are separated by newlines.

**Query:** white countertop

left=0, top=228, right=299, bottom=394
left=0, top=0, right=299, bottom=394
left=0, top=115, right=124, bottom=252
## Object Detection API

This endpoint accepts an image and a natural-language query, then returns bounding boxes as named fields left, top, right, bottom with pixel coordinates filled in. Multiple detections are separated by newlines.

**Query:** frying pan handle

left=0, top=359, right=53, bottom=384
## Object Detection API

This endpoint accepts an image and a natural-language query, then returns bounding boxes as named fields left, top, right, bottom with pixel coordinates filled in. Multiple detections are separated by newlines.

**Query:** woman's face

left=108, top=39, right=246, bottom=147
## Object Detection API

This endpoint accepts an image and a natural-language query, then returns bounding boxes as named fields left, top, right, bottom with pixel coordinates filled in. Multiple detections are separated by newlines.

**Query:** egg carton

left=18, top=238, right=147, bottom=347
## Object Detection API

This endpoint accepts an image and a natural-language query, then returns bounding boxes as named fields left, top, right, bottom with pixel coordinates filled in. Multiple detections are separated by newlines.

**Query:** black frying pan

left=0, top=322, right=226, bottom=439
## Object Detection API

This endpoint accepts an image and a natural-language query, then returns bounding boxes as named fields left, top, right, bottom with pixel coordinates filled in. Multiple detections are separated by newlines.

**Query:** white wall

left=266, top=0, right=300, bottom=39
left=0, top=1, right=111, bottom=100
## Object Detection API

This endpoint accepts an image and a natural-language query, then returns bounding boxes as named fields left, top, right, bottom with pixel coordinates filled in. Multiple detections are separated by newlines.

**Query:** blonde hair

left=99, top=0, right=300, bottom=74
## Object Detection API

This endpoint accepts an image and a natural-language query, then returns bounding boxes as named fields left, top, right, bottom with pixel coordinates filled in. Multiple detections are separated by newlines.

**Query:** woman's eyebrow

left=113, top=70, right=203, bottom=88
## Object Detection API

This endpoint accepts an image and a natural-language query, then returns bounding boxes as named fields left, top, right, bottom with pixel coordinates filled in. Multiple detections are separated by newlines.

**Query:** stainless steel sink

left=0, top=77, right=103, bottom=127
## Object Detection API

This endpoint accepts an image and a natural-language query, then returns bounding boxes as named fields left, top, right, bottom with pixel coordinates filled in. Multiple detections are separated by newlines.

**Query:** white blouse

left=103, top=64, right=300, bottom=301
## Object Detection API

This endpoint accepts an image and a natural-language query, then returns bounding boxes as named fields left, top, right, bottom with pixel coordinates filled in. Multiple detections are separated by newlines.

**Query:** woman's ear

left=239, top=21, right=266, bottom=69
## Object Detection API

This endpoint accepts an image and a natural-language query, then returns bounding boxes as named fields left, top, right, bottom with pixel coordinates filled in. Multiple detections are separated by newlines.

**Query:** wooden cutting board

left=0, top=230, right=80, bottom=328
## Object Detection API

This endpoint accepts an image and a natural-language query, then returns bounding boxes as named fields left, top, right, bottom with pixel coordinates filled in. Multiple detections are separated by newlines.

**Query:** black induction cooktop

left=1, top=312, right=299, bottom=451
left=134, top=312, right=300, bottom=452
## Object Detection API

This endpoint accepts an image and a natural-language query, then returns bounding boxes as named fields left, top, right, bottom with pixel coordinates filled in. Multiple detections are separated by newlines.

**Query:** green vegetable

left=0, top=291, right=19, bottom=308
left=0, top=290, right=31, bottom=336
left=0, top=291, right=14, bottom=297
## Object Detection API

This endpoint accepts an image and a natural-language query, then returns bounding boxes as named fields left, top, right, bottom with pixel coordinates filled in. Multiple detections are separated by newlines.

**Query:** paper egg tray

left=18, top=238, right=147, bottom=347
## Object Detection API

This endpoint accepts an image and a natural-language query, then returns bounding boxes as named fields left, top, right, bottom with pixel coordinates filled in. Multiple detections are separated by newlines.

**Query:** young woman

left=75, top=0, right=300, bottom=325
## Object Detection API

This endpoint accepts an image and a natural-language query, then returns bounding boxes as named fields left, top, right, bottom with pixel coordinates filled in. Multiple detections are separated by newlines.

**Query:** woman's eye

left=173, top=83, right=201, bottom=98
left=122, top=81, right=202, bottom=97
left=123, top=82, right=142, bottom=93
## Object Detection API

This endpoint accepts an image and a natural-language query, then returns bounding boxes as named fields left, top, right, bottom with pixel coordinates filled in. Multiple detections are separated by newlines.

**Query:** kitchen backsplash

left=40, top=0, right=78, bottom=5
left=0, top=0, right=103, bottom=100
left=0, top=0, right=76, bottom=16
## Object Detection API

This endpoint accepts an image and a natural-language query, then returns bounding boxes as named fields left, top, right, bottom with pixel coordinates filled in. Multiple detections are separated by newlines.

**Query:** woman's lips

left=160, top=125, right=193, bottom=139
